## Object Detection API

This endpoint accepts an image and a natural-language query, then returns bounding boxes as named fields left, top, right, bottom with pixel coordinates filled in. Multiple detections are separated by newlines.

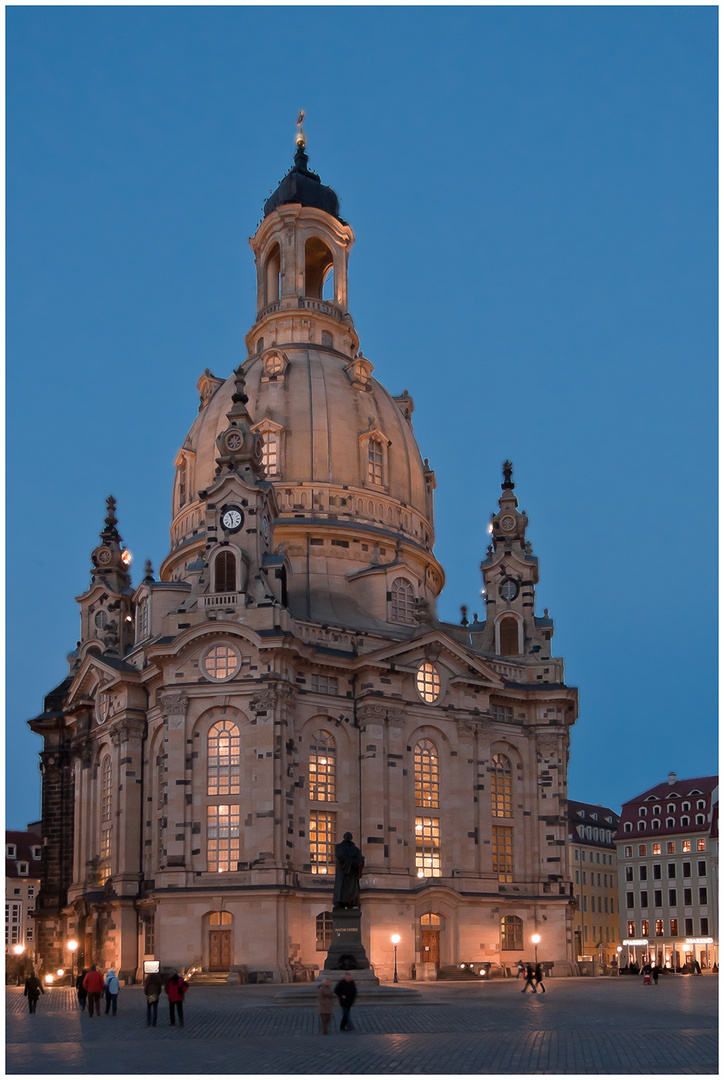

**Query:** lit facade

left=615, top=773, right=718, bottom=970
left=6, top=827, right=42, bottom=962
left=29, top=135, right=579, bottom=982
left=567, top=801, right=620, bottom=965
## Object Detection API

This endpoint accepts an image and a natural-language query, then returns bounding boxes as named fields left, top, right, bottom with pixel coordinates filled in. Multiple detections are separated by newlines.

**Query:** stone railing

left=201, top=593, right=241, bottom=609
left=257, top=297, right=343, bottom=322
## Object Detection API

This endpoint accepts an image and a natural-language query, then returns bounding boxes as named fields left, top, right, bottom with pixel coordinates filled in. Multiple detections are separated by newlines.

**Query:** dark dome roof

left=263, top=145, right=344, bottom=222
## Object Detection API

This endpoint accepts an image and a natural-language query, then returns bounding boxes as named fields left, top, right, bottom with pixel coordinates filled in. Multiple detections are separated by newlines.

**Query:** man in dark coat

left=23, top=971, right=45, bottom=1013
left=334, top=972, right=357, bottom=1031
left=333, top=833, right=364, bottom=909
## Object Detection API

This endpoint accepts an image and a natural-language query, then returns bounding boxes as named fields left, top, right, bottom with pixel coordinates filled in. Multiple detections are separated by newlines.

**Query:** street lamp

left=12, top=945, right=24, bottom=956
left=531, top=934, right=541, bottom=965
left=391, top=934, right=400, bottom=983
left=67, top=940, right=78, bottom=981
left=616, top=946, right=622, bottom=974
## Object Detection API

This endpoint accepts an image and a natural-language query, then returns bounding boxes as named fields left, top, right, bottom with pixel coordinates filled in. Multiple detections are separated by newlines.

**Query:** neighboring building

left=28, top=130, right=579, bottom=983
left=6, top=826, right=42, bottom=961
left=567, top=801, right=620, bottom=965
left=615, top=773, right=718, bottom=970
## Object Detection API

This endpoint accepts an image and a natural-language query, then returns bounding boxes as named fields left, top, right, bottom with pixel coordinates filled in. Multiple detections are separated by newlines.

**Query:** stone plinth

left=322, top=907, right=376, bottom=979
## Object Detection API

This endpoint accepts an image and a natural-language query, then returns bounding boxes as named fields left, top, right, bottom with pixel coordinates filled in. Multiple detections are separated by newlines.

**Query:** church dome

left=171, top=346, right=434, bottom=553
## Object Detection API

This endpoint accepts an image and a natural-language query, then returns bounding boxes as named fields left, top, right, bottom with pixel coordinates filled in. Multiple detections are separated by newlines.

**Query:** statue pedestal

left=322, top=907, right=378, bottom=983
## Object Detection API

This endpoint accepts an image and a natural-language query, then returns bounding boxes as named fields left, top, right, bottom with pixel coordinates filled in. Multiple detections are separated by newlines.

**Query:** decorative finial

left=105, top=496, right=117, bottom=527
left=143, top=559, right=155, bottom=584
left=296, top=109, right=306, bottom=148
left=502, top=461, right=514, bottom=490
left=460, top=605, right=469, bottom=627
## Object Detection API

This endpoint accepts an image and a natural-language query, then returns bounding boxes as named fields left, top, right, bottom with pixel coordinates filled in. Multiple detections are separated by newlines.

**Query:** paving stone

left=5, top=976, right=718, bottom=1074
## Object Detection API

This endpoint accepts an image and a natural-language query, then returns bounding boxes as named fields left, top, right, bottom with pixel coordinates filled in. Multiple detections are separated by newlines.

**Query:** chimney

left=667, top=772, right=677, bottom=786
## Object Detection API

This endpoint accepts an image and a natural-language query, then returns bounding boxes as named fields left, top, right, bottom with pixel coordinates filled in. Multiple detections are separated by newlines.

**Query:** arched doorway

left=208, top=911, right=232, bottom=971
left=420, top=913, right=441, bottom=968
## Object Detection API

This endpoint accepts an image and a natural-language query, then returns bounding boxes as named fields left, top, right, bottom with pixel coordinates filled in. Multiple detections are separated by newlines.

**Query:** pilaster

left=160, top=691, right=190, bottom=870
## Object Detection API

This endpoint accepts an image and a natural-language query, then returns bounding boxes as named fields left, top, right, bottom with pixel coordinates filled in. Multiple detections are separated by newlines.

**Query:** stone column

left=111, top=714, right=146, bottom=895
left=159, top=692, right=189, bottom=871
left=357, top=704, right=387, bottom=873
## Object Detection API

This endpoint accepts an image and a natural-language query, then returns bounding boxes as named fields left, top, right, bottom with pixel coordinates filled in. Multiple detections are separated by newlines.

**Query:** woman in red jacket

left=82, top=965, right=105, bottom=1017
left=165, top=971, right=188, bottom=1027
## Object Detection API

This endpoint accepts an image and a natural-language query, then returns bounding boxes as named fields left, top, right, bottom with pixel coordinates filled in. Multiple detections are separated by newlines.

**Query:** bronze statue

left=333, top=832, right=364, bottom=909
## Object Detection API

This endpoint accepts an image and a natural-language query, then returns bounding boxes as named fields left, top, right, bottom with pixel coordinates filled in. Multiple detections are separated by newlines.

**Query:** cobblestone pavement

left=5, top=975, right=718, bottom=1074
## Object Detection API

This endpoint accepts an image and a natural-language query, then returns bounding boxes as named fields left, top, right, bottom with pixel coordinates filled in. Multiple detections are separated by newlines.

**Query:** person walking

left=317, top=977, right=336, bottom=1034
left=23, top=971, right=45, bottom=1014
left=334, top=972, right=357, bottom=1031
left=144, top=969, right=163, bottom=1027
left=651, top=963, right=659, bottom=986
left=104, top=968, right=120, bottom=1015
left=75, top=969, right=88, bottom=1011
left=534, top=963, right=546, bottom=993
left=83, top=965, right=105, bottom=1017
left=165, top=970, right=188, bottom=1027
left=516, top=960, right=525, bottom=980
left=521, top=964, right=537, bottom=993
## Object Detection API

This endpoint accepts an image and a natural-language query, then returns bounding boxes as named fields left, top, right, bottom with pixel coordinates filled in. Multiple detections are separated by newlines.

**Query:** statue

left=333, top=832, right=365, bottom=909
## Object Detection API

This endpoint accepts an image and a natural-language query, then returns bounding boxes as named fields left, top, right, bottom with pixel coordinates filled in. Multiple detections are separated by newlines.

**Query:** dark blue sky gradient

left=6, top=6, right=717, bottom=828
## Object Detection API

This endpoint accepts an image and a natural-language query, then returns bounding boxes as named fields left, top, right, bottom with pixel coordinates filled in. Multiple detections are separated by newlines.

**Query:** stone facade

left=29, top=135, right=579, bottom=982
left=567, top=801, right=620, bottom=967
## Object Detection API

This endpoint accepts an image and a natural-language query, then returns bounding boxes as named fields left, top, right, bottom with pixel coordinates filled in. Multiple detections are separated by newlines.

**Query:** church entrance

left=209, top=930, right=231, bottom=970
left=420, top=913, right=441, bottom=968
left=208, top=911, right=232, bottom=971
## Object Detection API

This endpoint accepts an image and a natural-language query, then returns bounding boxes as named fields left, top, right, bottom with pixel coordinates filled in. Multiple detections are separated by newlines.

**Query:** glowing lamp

left=67, top=940, right=78, bottom=952
left=12, top=945, right=24, bottom=956
left=391, top=934, right=400, bottom=945
left=44, top=974, right=54, bottom=984
left=57, top=969, right=64, bottom=977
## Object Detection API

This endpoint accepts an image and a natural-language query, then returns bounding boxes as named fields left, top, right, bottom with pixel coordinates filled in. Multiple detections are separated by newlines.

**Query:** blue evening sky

left=6, top=6, right=717, bottom=829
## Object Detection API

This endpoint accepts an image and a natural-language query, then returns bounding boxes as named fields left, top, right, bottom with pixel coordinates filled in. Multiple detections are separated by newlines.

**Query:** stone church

left=29, top=128, right=579, bottom=983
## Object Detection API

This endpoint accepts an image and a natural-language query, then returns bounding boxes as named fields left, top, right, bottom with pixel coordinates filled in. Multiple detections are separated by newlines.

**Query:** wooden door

left=420, top=928, right=440, bottom=967
left=209, top=930, right=231, bottom=971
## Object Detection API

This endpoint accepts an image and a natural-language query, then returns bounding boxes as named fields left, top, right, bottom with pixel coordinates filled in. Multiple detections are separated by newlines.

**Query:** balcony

left=257, top=297, right=343, bottom=322
left=201, top=593, right=241, bottom=610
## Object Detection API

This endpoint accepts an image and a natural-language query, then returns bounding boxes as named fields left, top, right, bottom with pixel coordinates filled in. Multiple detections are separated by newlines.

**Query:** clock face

left=500, top=514, right=516, bottom=532
left=221, top=508, right=243, bottom=532
left=96, top=548, right=112, bottom=565
left=262, top=515, right=270, bottom=540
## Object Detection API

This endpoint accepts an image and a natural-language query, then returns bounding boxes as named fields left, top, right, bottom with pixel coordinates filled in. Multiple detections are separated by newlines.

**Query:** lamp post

left=616, top=945, right=622, bottom=974
left=67, top=940, right=78, bottom=982
left=531, top=934, right=541, bottom=966
left=391, top=934, right=400, bottom=983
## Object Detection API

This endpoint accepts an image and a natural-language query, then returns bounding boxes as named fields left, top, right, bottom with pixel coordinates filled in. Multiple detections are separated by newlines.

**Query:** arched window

left=305, top=237, right=334, bottom=300
left=367, top=438, right=384, bottom=485
left=624, top=822, right=632, bottom=832
left=499, top=616, right=520, bottom=656
left=178, top=458, right=188, bottom=507
left=322, top=267, right=334, bottom=302
left=207, top=720, right=240, bottom=796
left=265, top=242, right=281, bottom=304
left=637, top=821, right=646, bottom=831
left=501, top=915, right=523, bottom=951
left=100, top=754, right=112, bottom=884
left=214, top=550, right=237, bottom=593
left=491, top=754, right=512, bottom=818
left=316, top=911, right=333, bottom=951
left=207, top=804, right=240, bottom=873
left=309, top=730, right=336, bottom=802
left=681, top=816, right=690, bottom=827
left=390, top=578, right=415, bottom=625
left=695, top=814, right=705, bottom=826
left=652, top=819, right=661, bottom=829
left=420, top=913, right=440, bottom=926
left=666, top=818, right=675, bottom=828
left=414, top=739, right=439, bottom=808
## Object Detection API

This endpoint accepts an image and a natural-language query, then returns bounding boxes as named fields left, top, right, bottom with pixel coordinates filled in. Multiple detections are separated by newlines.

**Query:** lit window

left=367, top=438, right=384, bottom=485
left=207, top=721, right=240, bottom=796
left=627, top=921, right=635, bottom=936
left=207, top=805, right=240, bottom=872
left=624, top=846, right=632, bottom=857
left=99, top=829, right=111, bottom=885
left=414, top=740, right=439, bottom=808
left=491, top=755, right=512, bottom=818
left=667, top=842, right=675, bottom=854
left=641, top=920, right=649, bottom=936
left=492, top=825, right=513, bottom=882
left=309, top=731, right=336, bottom=802
left=681, top=841, right=691, bottom=853
left=316, top=911, right=333, bottom=951
left=390, top=578, right=416, bottom=625
left=670, top=918, right=678, bottom=936
left=697, top=839, right=706, bottom=851
left=209, top=911, right=232, bottom=925
left=5, top=902, right=22, bottom=946
left=264, top=353, right=284, bottom=377
left=309, top=810, right=335, bottom=874
left=500, top=915, right=523, bottom=951
left=415, top=817, right=441, bottom=877
left=638, top=845, right=646, bottom=856
left=214, top=550, right=237, bottom=593
left=653, top=843, right=661, bottom=854
left=416, top=662, right=441, bottom=704
left=203, top=645, right=240, bottom=681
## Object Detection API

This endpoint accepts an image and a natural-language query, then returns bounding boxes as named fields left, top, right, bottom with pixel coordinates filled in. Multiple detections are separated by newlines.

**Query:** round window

left=203, top=644, right=240, bottom=682
left=94, top=610, right=108, bottom=629
left=499, top=579, right=519, bottom=602
left=416, top=661, right=441, bottom=704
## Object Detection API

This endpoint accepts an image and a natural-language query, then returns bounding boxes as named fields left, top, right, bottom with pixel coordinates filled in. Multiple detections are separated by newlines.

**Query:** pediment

left=65, top=653, right=136, bottom=707
left=356, top=630, right=504, bottom=688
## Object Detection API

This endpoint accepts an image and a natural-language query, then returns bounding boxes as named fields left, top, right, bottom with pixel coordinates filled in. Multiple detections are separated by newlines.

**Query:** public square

left=6, top=975, right=717, bottom=1075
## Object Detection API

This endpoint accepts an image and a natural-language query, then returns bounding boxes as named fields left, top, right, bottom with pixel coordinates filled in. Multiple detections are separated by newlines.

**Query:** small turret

left=77, top=497, right=135, bottom=655
left=214, top=366, right=265, bottom=481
